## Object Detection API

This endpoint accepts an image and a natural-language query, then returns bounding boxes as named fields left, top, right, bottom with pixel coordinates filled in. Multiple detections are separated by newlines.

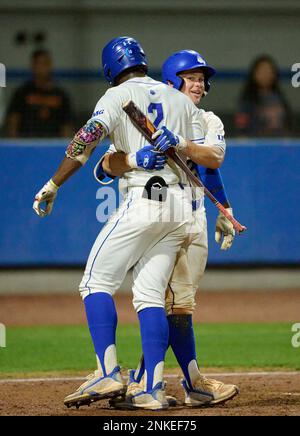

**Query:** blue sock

left=138, top=308, right=169, bottom=391
left=134, top=355, right=145, bottom=383
left=168, top=314, right=197, bottom=388
left=84, top=292, right=118, bottom=377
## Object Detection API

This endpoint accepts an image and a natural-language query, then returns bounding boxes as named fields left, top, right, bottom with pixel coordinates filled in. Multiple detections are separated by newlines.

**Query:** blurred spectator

left=235, top=55, right=291, bottom=137
left=6, top=49, right=73, bottom=138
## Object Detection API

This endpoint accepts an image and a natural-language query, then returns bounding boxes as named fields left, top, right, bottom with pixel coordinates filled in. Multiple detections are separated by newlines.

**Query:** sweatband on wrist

left=49, top=179, right=59, bottom=190
left=127, top=153, right=138, bottom=169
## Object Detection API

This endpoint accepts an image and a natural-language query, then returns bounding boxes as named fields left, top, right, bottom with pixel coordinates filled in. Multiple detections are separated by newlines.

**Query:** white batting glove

left=215, top=207, right=235, bottom=250
left=33, top=179, right=59, bottom=218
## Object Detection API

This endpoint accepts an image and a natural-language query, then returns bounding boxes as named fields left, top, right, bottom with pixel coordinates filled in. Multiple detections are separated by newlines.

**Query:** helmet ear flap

left=204, top=79, right=211, bottom=94
left=177, top=75, right=185, bottom=91
left=106, top=68, right=112, bottom=82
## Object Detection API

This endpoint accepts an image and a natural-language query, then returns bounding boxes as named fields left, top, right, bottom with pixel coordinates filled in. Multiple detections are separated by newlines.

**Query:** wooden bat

left=122, top=100, right=246, bottom=234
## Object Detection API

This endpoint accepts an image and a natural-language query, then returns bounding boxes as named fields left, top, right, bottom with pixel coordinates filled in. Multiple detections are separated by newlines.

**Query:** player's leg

left=164, top=212, right=207, bottom=388
left=112, top=224, right=187, bottom=410
left=187, top=211, right=208, bottom=293
left=165, top=241, right=211, bottom=400
left=112, top=222, right=205, bottom=408
left=64, top=196, right=138, bottom=408
left=65, top=191, right=176, bottom=408
left=167, top=212, right=239, bottom=406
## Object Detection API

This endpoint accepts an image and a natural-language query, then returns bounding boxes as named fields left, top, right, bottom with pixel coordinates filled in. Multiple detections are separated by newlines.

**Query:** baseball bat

left=122, top=100, right=246, bottom=234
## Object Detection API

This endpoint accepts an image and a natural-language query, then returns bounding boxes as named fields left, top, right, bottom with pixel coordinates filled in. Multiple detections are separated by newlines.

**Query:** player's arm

left=198, top=111, right=229, bottom=204
left=197, top=166, right=231, bottom=208
left=196, top=165, right=234, bottom=249
left=181, top=141, right=223, bottom=169
left=94, top=146, right=167, bottom=184
left=33, top=119, right=107, bottom=217
left=102, top=152, right=131, bottom=177
left=152, top=126, right=223, bottom=169
left=196, top=112, right=235, bottom=250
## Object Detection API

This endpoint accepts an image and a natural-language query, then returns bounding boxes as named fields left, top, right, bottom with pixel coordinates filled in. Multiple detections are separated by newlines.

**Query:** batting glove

left=127, top=145, right=167, bottom=170
left=33, top=179, right=59, bottom=218
left=152, top=126, right=187, bottom=153
left=215, top=207, right=235, bottom=250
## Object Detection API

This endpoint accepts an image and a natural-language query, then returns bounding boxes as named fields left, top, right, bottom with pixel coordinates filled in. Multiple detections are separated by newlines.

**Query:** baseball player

left=94, top=50, right=238, bottom=408
left=33, top=38, right=224, bottom=410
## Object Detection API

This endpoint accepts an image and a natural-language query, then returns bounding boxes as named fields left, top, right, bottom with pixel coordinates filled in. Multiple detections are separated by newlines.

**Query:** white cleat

left=64, top=366, right=126, bottom=409
left=182, top=375, right=239, bottom=407
left=110, top=370, right=170, bottom=410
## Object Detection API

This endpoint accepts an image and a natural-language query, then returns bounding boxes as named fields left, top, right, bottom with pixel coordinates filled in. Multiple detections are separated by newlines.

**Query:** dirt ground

left=0, top=290, right=300, bottom=416
left=1, top=289, right=300, bottom=326
left=0, top=373, right=299, bottom=416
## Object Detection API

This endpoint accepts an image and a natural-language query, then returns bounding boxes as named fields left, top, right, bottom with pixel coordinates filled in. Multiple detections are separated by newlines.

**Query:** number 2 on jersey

left=148, top=103, right=164, bottom=128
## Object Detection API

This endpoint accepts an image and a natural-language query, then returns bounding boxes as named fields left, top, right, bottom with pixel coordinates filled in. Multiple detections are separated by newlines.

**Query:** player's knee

left=165, top=283, right=195, bottom=315
left=79, top=287, right=114, bottom=301
left=165, top=290, right=196, bottom=315
left=132, top=285, right=166, bottom=312
left=133, top=299, right=165, bottom=313
left=165, top=302, right=195, bottom=316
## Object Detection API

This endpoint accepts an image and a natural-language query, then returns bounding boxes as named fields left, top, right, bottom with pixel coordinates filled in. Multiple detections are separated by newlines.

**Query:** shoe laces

left=198, top=375, right=224, bottom=391
left=86, top=370, right=102, bottom=380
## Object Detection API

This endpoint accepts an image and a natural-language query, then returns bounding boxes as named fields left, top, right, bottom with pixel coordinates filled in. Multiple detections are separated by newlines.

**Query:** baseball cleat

left=64, top=366, right=126, bottom=409
left=109, top=370, right=170, bottom=410
left=182, top=375, right=239, bottom=407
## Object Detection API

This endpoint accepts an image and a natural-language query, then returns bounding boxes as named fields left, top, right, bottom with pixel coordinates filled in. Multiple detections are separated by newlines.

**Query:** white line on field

left=0, top=371, right=299, bottom=384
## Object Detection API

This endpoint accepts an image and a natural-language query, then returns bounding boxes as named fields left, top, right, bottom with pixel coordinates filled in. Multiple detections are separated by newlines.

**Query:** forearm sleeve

left=196, top=165, right=229, bottom=205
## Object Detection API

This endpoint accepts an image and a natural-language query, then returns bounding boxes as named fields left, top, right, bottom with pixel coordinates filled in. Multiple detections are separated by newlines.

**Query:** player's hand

left=128, top=145, right=167, bottom=170
left=152, top=126, right=187, bottom=153
left=215, top=208, right=235, bottom=250
left=33, top=179, right=59, bottom=218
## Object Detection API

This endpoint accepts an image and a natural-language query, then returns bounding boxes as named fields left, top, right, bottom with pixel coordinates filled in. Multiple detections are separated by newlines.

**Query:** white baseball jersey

left=91, top=76, right=204, bottom=187
left=100, top=107, right=226, bottom=206
left=199, top=109, right=226, bottom=152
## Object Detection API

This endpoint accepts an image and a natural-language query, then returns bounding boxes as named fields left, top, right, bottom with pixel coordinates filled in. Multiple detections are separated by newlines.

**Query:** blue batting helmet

left=162, top=50, right=216, bottom=93
left=102, top=36, right=148, bottom=85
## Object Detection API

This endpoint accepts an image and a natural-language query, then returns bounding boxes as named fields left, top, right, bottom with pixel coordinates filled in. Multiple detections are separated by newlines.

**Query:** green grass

left=0, top=323, right=299, bottom=375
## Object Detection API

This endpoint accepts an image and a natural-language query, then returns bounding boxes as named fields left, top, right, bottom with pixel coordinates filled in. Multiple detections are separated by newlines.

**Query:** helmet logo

left=197, top=55, right=205, bottom=65
left=122, top=40, right=132, bottom=46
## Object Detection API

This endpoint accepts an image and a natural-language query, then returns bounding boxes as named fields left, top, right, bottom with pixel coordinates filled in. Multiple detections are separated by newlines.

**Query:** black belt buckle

left=142, top=176, right=168, bottom=202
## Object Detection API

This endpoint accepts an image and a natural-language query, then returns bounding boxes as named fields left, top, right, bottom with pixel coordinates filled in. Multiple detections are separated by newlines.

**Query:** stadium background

left=0, top=0, right=300, bottom=416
